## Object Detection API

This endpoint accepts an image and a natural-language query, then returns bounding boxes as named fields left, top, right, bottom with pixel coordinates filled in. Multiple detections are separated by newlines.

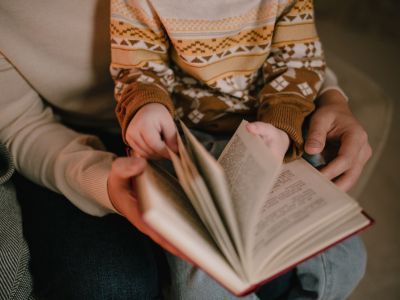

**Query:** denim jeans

left=163, top=129, right=367, bottom=300
left=166, top=237, right=366, bottom=300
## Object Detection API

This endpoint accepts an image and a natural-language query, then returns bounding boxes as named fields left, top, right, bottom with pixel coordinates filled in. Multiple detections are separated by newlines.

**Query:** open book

left=135, top=120, right=373, bottom=296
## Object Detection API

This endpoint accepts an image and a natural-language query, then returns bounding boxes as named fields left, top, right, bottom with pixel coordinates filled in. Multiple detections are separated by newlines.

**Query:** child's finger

left=138, top=131, right=157, bottom=155
left=126, top=131, right=152, bottom=157
left=129, top=139, right=151, bottom=158
left=142, top=131, right=169, bottom=159
left=246, top=122, right=277, bottom=145
left=246, top=121, right=275, bottom=135
left=246, top=122, right=263, bottom=134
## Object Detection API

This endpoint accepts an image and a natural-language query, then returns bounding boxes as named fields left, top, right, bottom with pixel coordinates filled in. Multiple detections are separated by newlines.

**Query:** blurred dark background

left=313, top=1, right=400, bottom=299
left=316, top=0, right=400, bottom=39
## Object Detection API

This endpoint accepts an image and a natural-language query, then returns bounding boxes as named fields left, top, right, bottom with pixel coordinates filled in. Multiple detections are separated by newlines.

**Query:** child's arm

left=110, top=0, right=177, bottom=158
left=257, top=0, right=326, bottom=161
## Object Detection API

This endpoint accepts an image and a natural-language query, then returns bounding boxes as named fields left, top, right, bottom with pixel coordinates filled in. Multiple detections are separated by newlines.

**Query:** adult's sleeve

left=319, top=68, right=349, bottom=102
left=0, top=54, right=117, bottom=216
left=257, top=0, right=326, bottom=160
left=110, top=0, right=176, bottom=143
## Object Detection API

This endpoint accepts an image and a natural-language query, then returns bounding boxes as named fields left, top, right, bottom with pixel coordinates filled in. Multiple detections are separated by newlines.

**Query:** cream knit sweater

left=0, top=0, right=344, bottom=216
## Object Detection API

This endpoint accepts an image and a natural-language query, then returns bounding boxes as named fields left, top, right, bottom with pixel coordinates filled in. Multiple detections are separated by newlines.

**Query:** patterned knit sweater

left=110, top=0, right=325, bottom=159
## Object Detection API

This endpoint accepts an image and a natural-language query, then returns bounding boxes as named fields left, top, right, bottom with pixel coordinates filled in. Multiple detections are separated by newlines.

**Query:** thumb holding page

left=108, top=156, right=190, bottom=261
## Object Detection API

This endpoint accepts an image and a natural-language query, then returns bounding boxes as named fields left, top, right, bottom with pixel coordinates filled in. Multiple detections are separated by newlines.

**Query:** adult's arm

left=319, top=68, right=348, bottom=101
left=305, top=69, right=372, bottom=191
left=0, top=54, right=117, bottom=216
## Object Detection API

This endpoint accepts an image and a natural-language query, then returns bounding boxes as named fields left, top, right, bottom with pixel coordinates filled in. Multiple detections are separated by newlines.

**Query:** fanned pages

left=134, top=120, right=373, bottom=296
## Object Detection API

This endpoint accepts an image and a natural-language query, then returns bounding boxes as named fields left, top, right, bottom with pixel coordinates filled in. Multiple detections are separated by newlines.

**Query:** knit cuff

left=115, top=83, right=175, bottom=144
left=257, top=104, right=306, bottom=162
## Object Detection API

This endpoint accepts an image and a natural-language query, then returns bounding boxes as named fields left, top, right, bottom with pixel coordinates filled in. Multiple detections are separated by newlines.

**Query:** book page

left=250, top=158, right=364, bottom=271
left=255, top=210, right=370, bottom=282
left=217, top=121, right=282, bottom=262
left=169, top=135, right=244, bottom=277
left=136, top=164, right=250, bottom=294
left=259, top=206, right=364, bottom=270
left=179, top=122, right=246, bottom=264
left=168, top=147, right=209, bottom=229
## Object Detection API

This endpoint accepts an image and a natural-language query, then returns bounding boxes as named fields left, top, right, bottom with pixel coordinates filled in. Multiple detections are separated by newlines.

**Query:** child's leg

left=165, top=229, right=365, bottom=300
left=287, top=236, right=366, bottom=300
left=165, top=252, right=259, bottom=300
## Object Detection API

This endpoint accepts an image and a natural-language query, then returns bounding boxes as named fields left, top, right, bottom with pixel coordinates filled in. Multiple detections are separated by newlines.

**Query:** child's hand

left=246, top=122, right=290, bottom=161
left=126, top=103, right=178, bottom=159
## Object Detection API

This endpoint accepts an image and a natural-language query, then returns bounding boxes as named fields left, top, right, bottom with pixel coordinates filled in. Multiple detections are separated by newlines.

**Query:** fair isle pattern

left=173, top=26, right=274, bottom=55
left=110, top=19, right=167, bottom=48
left=111, top=0, right=325, bottom=159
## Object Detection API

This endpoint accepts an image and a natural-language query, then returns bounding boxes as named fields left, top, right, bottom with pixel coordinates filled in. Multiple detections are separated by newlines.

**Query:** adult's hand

left=107, top=156, right=189, bottom=260
left=304, top=90, right=372, bottom=191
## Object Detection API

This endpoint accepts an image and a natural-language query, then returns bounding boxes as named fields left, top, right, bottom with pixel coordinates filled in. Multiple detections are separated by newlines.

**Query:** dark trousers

left=14, top=131, right=163, bottom=300
left=15, top=173, right=162, bottom=300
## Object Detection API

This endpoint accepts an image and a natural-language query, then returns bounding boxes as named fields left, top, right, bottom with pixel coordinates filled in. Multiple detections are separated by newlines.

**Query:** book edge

left=237, top=211, right=374, bottom=297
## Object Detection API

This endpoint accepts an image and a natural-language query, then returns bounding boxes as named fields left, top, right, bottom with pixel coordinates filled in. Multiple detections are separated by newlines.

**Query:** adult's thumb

left=108, top=157, right=147, bottom=215
left=305, top=115, right=330, bottom=155
left=110, top=157, right=147, bottom=190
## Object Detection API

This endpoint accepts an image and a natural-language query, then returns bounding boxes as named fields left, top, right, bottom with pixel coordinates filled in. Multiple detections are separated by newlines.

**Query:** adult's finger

left=319, top=154, right=350, bottom=181
left=304, top=111, right=333, bottom=155
left=319, top=131, right=362, bottom=180
left=333, top=162, right=364, bottom=192
left=333, top=142, right=372, bottom=191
